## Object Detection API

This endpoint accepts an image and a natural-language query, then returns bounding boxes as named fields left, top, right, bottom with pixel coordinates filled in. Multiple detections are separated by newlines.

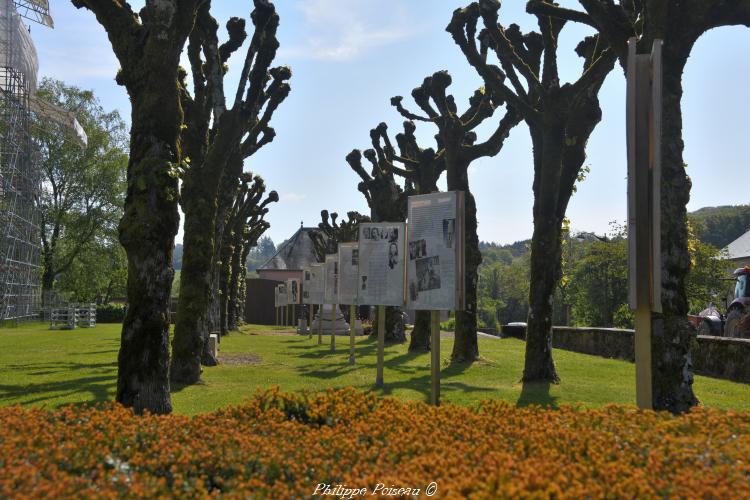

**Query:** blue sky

left=31, top=1, right=750, bottom=246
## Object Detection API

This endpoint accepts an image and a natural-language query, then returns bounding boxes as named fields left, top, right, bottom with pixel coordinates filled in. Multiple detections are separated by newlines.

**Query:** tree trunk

left=452, top=190, right=480, bottom=362
left=522, top=128, right=564, bottom=383
left=523, top=214, right=563, bottom=382
left=171, top=113, right=243, bottom=382
left=170, top=170, right=220, bottom=383
left=649, top=47, right=697, bottom=412
left=446, top=156, right=480, bottom=363
left=41, top=265, right=55, bottom=306
left=117, top=87, right=182, bottom=414
left=227, top=238, right=243, bottom=331
left=409, top=310, right=431, bottom=352
left=371, top=306, right=406, bottom=343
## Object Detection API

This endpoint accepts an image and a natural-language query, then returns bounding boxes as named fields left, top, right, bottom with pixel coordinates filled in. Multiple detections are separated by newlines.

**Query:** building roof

left=724, top=228, right=750, bottom=260
left=258, top=226, right=319, bottom=271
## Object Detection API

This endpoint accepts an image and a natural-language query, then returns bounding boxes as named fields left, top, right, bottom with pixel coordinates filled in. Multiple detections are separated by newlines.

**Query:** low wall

left=500, top=325, right=750, bottom=384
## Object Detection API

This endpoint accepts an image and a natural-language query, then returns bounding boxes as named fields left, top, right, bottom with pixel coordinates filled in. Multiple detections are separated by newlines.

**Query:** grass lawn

left=1, top=322, right=749, bottom=415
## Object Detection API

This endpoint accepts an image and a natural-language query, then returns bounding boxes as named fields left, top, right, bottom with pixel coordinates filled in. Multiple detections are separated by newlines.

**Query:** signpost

left=339, top=242, right=359, bottom=365
left=324, top=254, right=338, bottom=352
left=357, top=222, right=407, bottom=388
left=406, top=191, right=466, bottom=406
left=627, top=38, right=663, bottom=410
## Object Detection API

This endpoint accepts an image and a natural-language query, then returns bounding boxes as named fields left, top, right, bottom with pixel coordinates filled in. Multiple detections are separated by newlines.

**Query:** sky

left=29, top=1, right=750, bottom=247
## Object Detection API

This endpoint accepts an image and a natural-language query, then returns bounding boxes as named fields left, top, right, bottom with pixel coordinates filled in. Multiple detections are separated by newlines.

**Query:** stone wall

left=500, top=324, right=750, bottom=384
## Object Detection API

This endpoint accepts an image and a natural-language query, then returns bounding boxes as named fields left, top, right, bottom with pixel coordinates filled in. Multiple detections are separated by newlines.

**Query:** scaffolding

left=0, top=0, right=45, bottom=322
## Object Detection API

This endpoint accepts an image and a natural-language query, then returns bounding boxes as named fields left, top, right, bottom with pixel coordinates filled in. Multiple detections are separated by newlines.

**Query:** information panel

left=302, top=264, right=324, bottom=305
left=406, top=191, right=465, bottom=311
left=357, top=222, right=406, bottom=306
left=286, top=278, right=300, bottom=305
left=338, top=242, right=359, bottom=305
left=323, top=254, right=338, bottom=305
left=276, top=283, right=288, bottom=307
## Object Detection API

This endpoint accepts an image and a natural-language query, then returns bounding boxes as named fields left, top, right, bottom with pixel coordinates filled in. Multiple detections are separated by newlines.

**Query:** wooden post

left=292, top=304, right=296, bottom=330
left=627, top=38, right=662, bottom=409
left=308, top=305, right=314, bottom=339
left=283, top=305, right=287, bottom=327
left=376, top=305, right=385, bottom=388
left=275, top=307, right=278, bottom=326
left=430, top=310, right=441, bottom=406
left=348, top=304, right=356, bottom=365
left=330, top=304, right=337, bottom=352
left=317, top=304, right=323, bottom=345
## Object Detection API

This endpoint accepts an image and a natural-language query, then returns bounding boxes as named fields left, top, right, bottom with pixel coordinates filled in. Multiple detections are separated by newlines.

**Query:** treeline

left=477, top=210, right=745, bottom=330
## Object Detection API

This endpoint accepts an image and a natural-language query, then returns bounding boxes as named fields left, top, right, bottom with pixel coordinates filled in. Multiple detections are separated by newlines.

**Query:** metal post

left=430, top=310, right=441, bottom=406
left=348, top=304, right=356, bottom=364
left=376, top=305, right=385, bottom=388
left=330, top=304, right=336, bottom=352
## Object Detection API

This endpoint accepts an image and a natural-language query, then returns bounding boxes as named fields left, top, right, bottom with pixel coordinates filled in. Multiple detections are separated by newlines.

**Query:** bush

left=2, top=388, right=750, bottom=498
left=440, top=316, right=455, bottom=331
left=96, top=303, right=125, bottom=323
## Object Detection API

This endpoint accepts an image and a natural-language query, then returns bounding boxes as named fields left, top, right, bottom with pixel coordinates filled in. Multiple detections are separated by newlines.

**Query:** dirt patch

left=219, top=353, right=261, bottom=366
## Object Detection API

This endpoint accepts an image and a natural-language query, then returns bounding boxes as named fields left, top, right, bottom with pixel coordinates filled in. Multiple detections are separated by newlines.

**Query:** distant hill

left=688, top=205, right=750, bottom=249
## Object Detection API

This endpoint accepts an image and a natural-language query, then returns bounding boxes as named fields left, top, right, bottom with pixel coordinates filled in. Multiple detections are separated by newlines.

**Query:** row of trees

left=70, top=0, right=289, bottom=413
left=334, top=0, right=750, bottom=414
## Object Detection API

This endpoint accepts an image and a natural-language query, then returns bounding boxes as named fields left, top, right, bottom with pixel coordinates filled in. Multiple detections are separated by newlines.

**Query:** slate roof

left=724, top=228, right=750, bottom=260
left=258, top=226, right=319, bottom=271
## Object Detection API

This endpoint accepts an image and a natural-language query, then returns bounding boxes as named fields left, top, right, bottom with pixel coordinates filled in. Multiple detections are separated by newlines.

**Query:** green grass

left=1, top=322, right=749, bottom=415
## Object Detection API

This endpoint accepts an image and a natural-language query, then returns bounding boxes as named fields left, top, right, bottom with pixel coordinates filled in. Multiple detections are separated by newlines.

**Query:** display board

left=338, top=243, right=359, bottom=305
left=323, top=254, right=338, bottom=305
left=357, top=222, right=406, bottom=306
left=406, top=191, right=465, bottom=311
left=286, top=278, right=301, bottom=305
left=275, top=283, right=288, bottom=307
left=302, top=264, right=324, bottom=304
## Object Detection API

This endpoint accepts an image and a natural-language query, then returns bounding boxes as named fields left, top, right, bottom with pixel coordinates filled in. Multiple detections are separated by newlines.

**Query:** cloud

left=280, top=0, right=417, bottom=62
left=281, top=192, right=306, bottom=203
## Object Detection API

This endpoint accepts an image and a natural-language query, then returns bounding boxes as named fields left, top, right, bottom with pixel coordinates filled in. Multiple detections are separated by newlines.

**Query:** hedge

left=1, top=388, right=749, bottom=497
left=96, top=303, right=125, bottom=323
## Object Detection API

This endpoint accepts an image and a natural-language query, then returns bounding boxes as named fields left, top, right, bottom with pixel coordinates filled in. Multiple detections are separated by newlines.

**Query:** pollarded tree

left=368, top=121, right=446, bottom=352
left=171, top=0, right=290, bottom=385
left=525, top=0, right=750, bottom=415
left=70, top=0, right=203, bottom=414
left=219, top=175, right=278, bottom=336
left=235, top=217, right=273, bottom=326
left=308, top=210, right=371, bottom=262
left=346, top=140, right=409, bottom=343
left=390, top=71, right=522, bottom=362
left=448, top=1, right=616, bottom=378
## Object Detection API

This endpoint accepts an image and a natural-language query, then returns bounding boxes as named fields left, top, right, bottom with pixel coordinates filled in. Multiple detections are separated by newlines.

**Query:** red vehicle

left=697, top=266, right=750, bottom=338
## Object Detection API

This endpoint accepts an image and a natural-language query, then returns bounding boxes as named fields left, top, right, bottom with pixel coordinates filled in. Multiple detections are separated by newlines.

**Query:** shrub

left=3, top=388, right=748, bottom=498
left=96, top=303, right=126, bottom=323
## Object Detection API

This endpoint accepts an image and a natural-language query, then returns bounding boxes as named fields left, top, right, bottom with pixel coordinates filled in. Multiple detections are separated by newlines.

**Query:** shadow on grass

left=0, top=360, right=116, bottom=406
left=516, top=382, right=559, bottom=409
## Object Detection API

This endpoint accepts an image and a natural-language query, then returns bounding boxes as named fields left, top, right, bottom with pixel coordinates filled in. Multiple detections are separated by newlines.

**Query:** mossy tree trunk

left=448, top=2, right=615, bottom=379
left=171, top=2, right=287, bottom=384
left=71, top=0, right=201, bottom=414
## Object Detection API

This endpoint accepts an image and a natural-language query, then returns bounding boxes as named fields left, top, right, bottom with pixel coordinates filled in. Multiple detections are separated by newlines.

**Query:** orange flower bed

left=1, top=388, right=749, bottom=498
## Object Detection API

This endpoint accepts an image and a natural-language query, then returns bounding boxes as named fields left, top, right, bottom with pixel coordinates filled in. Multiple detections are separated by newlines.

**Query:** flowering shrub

left=1, top=388, right=749, bottom=498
